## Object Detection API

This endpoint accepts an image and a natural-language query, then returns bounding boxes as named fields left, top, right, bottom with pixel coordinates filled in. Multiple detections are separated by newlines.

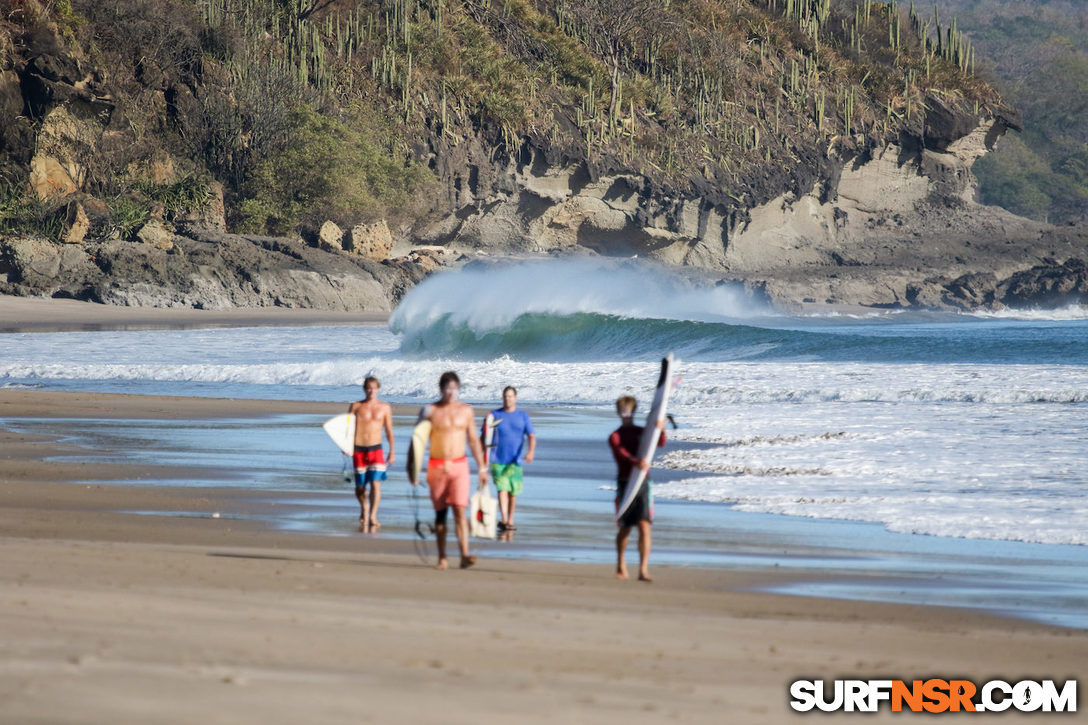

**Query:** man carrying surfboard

left=407, top=371, right=489, bottom=570
left=609, top=395, right=666, bottom=582
left=485, top=386, right=536, bottom=532
left=348, top=376, right=395, bottom=532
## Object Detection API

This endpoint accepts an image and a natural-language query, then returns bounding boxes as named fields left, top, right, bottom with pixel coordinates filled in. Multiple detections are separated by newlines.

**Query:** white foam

left=656, top=399, right=1088, bottom=546
left=4, top=348, right=1088, bottom=407
left=2, top=322, right=1086, bottom=547
left=971, top=304, right=1088, bottom=321
left=389, top=258, right=770, bottom=334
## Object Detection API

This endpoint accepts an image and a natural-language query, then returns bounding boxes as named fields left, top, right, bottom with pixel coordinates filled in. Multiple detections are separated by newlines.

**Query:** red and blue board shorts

left=352, top=444, right=387, bottom=487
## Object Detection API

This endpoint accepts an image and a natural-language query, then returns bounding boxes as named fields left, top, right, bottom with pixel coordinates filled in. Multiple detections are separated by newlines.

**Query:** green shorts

left=490, top=463, right=524, bottom=496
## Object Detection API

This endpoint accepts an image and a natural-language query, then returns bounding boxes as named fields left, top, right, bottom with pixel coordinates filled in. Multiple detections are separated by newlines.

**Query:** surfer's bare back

left=411, top=371, right=489, bottom=570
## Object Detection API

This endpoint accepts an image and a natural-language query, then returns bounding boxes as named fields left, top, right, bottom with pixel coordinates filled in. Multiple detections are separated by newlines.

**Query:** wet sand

left=1, top=389, right=1084, bottom=723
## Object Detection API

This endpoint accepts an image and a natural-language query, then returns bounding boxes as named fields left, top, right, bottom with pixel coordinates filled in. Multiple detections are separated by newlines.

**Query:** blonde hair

left=616, top=395, right=637, bottom=417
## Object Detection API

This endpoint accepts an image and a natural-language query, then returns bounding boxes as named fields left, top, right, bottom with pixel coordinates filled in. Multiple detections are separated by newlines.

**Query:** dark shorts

left=615, top=477, right=653, bottom=528
left=352, top=444, right=387, bottom=487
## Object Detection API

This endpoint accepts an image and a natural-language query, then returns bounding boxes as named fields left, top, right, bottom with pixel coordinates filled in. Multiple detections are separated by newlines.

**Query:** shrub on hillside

left=232, top=104, right=433, bottom=236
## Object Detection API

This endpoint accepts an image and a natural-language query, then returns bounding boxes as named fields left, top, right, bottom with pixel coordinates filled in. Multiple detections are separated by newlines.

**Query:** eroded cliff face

left=408, top=103, right=1086, bottom=310
left=2, top=15, right=1083, bottom=312
left=0, top=230, right=432, bottom=310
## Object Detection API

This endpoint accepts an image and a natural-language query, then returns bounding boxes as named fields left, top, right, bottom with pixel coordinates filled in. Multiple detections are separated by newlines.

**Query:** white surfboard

left=407, top=419, right=432, bottom=485
left=482, top=412, right=496, bottom=466
left=323, top=413, right=356, bottom=456
left=616, top=353, right=675, bottom=519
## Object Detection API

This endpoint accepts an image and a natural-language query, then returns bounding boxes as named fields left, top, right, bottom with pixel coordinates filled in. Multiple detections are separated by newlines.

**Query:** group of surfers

left=346, top=372, right=665, bottom=581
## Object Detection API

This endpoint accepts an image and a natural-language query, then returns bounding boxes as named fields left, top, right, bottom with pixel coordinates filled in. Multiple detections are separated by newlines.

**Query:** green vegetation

left=941, top=0, right=1088, bottom=222
left=0, top=180, right=64, bottom=242
left=134, top=177, right=212, bottom=220
left=232, top=105, right=434, bottom=235
left=4, top=0, right=1002, bottom=238
left=106, top=197, right=151, bottom=240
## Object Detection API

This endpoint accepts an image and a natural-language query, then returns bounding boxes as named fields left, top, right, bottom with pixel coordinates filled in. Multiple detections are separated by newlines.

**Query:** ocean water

left=1, top=258, right=1086, bottom=552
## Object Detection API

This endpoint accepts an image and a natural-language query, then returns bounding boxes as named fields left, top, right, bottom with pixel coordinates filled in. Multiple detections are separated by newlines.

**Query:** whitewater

left=2, top=259, right=1086, bottom=547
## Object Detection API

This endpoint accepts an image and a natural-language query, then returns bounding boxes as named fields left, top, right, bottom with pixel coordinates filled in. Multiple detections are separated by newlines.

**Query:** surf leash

left=409, top=479, right=434, bottom=564
left=666, top=374, right=683, bottom=429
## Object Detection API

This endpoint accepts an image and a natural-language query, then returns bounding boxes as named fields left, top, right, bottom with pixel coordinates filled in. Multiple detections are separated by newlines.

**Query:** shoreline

left=3, top=388, right=1086, bottom=627
left=2, top=388, right=1085, bottom=722
left=0, top=295, right=389, bottom=332
left=0, top=293, right=908, bottom=335
left=0, top=388, right=419, bottom=418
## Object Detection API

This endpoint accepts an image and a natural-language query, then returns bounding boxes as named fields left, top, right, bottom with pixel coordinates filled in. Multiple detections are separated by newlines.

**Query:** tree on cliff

left=941, top=0, right=1088, bottom=222
left=563, top=0, right=667, bottom=125
left=0, top=0, right=1006, bottom=241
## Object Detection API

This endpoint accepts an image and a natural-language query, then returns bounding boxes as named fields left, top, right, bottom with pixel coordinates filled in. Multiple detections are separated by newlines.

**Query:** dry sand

left=1, top=389, right=1084, bottom=723
left=0, top=295, right=387, bottom=332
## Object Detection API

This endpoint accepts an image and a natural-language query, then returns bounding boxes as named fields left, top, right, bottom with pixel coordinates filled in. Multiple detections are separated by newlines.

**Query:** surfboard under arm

left=616, top=353, right=675, bottom=519
left=322, top=413, right=356, bottom=456
left=407, top=419, right=432, bottom=485
left=482, top=413, right=496, bottom=466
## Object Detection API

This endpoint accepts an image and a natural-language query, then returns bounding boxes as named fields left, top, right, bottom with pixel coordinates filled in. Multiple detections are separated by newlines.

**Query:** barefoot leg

left=452, top=506, right=472, bottom=562
left=637, top=520, right=652, bottom=582
left=616, top=525, right=631, bottom=579
left=435, top=515, right=448, bottom=570
left=368, top=480, right=382, bottom=530
left=356, top=487, right=369, bottom=531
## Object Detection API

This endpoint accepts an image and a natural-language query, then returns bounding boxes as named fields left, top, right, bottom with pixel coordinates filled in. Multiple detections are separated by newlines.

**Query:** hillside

left=1, top=0, right=1085, bottom=310
left=938, top=0, right=1088, bottom=224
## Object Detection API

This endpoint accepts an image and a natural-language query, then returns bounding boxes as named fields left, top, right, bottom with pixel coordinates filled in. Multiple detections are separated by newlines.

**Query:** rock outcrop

left=401, top=99, right=1087, bottom=311
left=1, top=7, right=1084, bottom=314
left=0, top=231, right=431, bottom=311
left=175, top=182, right=227, bottom=234
left=346, top=221, right=394, bottom=261
left=136, top=220, right=175, bottom=251
left=997, top=258, right=1088, bottom=308
left=61, top=201, right=90, bottom=244
left=317, top=221, right=344, bottom=253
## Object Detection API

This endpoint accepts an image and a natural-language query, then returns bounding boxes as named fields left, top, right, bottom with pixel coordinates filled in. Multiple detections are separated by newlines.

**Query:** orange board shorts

left=426, top=456, right=470, bottom=510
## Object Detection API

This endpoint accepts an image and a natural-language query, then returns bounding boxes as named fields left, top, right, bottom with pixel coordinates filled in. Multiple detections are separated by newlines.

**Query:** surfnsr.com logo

left=790, top=679, right=1077, bottom=713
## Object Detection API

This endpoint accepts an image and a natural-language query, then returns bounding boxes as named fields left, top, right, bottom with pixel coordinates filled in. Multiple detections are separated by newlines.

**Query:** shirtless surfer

left=409, top=371, right=489, bottom=570
left=348, top=376, right=395, bottom=531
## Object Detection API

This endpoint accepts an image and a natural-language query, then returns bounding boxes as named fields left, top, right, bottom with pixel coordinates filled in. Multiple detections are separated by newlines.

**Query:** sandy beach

left=1, top=387, right=1084, bottom=724
left=0, top=296, right=388, bottom=332
left=2, top=297, right=1085, bottom=722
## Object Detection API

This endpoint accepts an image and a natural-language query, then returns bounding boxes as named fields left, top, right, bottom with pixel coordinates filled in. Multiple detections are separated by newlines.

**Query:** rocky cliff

left=1, top=0, right=1085, bottom=312
left=0, top=229, right=442, bottom=310
left=407, top=102, right=1087, bottom=310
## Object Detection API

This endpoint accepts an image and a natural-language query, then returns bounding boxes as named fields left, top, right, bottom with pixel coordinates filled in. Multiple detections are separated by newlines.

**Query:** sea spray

left=390, top=258, right=767, bottom=330
left=2, top=321, right=1088, bottom=547
left=388, top=260, right=1088, bottom=363
left=389, top=258, right=776, bottom=360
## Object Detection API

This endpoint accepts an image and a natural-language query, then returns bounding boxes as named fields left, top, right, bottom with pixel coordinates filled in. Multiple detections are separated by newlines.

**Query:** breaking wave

left=389, top=260, right=1088, bottom=363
